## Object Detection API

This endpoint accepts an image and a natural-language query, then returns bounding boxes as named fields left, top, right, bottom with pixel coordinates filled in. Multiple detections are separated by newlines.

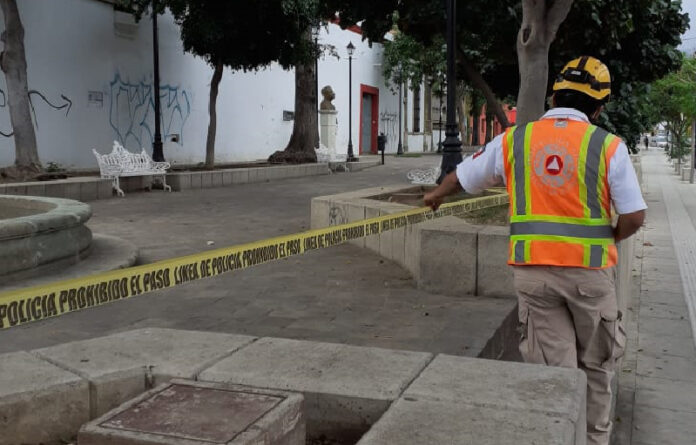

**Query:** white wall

left=317, top=24, right=399, bottom=156
left=0, top=0, right=399, bottom=168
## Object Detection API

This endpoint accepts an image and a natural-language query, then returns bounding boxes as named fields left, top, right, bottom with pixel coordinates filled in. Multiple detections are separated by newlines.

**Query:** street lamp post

left=151, top=0, right=164, bottom=162
left=437, top=0, right=462, bottom=183
left=397, top=66, right=404, bottom=155
left=346, top=41, right=357, bottom=162
left=313, top=25, right=320, bottom=120
left=437, top=100, right=443, bottom=153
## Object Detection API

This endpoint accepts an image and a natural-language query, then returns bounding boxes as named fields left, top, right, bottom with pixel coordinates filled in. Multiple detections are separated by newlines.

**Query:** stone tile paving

left=614, top=150, right=696, bottom=445
left=0, top=155, right=515, bottom=361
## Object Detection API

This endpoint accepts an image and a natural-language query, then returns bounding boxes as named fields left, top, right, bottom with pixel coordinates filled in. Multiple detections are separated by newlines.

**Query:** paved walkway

left=0, top=155, right=515, bottom=359
left=615, top=150, right=696, bottom=445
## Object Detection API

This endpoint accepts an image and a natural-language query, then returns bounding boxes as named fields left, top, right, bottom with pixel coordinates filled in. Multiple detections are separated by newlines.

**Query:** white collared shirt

left=455, top=107, right=647, bottom=214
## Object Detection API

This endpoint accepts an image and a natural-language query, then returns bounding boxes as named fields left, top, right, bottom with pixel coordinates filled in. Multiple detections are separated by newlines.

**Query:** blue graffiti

left=109, top=73, right=190, bottom=151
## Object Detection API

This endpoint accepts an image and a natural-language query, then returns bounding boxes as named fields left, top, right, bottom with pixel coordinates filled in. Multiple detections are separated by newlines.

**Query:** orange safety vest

left=501, top=118, right=621, bottom=268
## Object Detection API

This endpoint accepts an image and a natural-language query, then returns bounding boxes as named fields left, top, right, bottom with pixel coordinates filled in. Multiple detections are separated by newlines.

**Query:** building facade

left=0, top=0, right=437, bottom=169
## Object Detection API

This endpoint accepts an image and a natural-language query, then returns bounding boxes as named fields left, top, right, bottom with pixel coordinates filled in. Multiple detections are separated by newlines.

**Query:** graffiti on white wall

left=0, top=88, right=73, bottom=137
left=108, top=73, right=191, bottom=151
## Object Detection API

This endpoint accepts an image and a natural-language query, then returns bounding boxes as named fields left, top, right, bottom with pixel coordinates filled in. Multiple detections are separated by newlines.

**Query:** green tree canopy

left=329, top=0, right=688, bottom=149
left=124, top=0, right=317, bottom=70
left=647, top=55, right=696, bottom=159
left=382, top=32, right=446, bottom=95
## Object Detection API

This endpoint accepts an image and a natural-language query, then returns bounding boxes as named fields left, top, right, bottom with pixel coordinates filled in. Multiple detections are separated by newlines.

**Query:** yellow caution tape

left=0, top=191, right=508, bottom=329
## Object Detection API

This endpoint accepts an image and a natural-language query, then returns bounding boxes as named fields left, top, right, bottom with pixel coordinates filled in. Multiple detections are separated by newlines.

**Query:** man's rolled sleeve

left=455, top=134, right=505, bottom=194
left=608, top=142, right=647, bottom=214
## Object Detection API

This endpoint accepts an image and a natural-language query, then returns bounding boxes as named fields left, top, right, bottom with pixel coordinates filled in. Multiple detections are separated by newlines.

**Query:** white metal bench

left=93, top=141, right=171, bottom=197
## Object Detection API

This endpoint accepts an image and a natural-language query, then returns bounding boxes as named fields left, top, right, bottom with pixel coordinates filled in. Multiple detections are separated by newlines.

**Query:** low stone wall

left=311, top=185, right=636, bottom=307
left=310, top=186, right=515, bottom=298
left=0, top=177, right=113, bottom=202
left=167, top=163, right=330, bottom=191
left=0, top=328, right=587, bottom=445
left=0, top=164, right=331, bottom=200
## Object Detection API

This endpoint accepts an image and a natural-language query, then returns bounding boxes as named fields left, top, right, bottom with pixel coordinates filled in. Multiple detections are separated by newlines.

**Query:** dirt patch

left=459, top=203, right=509, bottom=226
left=307, top=435, right=352, bottom=445
left=369, top=186, right=509, bottom=226
left=171, top=161, right=273, bottom=172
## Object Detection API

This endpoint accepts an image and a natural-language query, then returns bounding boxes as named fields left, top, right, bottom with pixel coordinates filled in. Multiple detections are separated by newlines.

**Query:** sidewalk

left=0, top=156, right=515, bottom=361
left=614, top=149, right=696, bottom=445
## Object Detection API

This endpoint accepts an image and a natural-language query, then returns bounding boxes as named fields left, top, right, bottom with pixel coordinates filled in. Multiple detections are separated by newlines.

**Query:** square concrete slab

left=199, top=337, right=432, bottom=441
left=635, top=375, right=696, bottom=413
left=356, top=398, right=576, bottom=445
left=78, top=379, right=304, bottom=445
left=403, top=354, right=587, bottom=443
left=632, top=404, right=696, bottom=445
left=0, top=351, right=89, bottom=445
left=34, top=328, right=256, bottom=417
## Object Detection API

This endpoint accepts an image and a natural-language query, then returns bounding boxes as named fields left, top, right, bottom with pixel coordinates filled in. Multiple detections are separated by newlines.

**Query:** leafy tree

left=0, top=0, right=40, bottom=174
left=647, top=56, right=696, bottom=160
left=122, top=0, right=319, bottom=165
left=328, top=0, right=514, bottom=129
left=382, top=32, right=446, bottom=93
left=552, top=0, right=688, bottom=151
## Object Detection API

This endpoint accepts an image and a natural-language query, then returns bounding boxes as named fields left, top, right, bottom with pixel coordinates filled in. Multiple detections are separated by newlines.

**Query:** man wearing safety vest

left=424, top=56, right=646, bottom=445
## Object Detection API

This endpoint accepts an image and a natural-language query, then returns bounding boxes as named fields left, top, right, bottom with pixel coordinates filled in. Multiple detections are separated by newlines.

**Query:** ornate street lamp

left=437, top=0, right=462, bottom=183
left=151, top=0, right=164, bottom=162
left=346, top=41, right=357, bottom=162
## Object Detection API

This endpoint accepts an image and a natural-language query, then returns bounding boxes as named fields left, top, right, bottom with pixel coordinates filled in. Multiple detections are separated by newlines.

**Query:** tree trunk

left=458, top=50, right=510, bottom=128
left=485, top=111, right=493, bottom=142
left=0, top=0, right=39, bottom=172
left=205, top=61, right=223, bottom=169
left=471, top=105, right=481, bottom=146
left=515, top=0, right=574, bottom=125
left=269, top=30, right=318, bottom=164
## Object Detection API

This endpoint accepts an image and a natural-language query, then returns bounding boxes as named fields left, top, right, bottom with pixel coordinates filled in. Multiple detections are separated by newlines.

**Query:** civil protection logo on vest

left=533, top=144, right=575, bottom=190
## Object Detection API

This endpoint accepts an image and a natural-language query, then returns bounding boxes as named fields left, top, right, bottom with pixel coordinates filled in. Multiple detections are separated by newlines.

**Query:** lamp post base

left=152, top=140, right=164, bottom=162
left=437, top=131, right=462, bottom=184
left=347, top=142, right=357, bottom=162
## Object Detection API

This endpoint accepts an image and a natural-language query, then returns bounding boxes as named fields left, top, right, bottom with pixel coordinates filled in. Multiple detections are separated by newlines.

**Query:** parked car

left=656, top=136, right=669, bottom=149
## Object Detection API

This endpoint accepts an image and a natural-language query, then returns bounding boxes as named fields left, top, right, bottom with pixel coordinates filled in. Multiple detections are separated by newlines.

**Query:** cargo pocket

left=515, top=279, right=547, bottom=365
left=599, top=310, right=626, bottom=370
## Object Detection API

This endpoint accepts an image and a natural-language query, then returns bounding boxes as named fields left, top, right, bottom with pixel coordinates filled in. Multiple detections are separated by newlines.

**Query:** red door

left=359, top=84, right=379, bottom=154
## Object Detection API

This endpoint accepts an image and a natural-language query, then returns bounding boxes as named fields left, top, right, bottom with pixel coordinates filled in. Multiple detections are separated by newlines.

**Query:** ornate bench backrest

left=93, top=141, right=170, bottom=176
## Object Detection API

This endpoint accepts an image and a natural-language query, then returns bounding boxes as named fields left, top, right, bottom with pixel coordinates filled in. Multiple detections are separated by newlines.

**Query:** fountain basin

left=0, top=196, right=92, bottom=276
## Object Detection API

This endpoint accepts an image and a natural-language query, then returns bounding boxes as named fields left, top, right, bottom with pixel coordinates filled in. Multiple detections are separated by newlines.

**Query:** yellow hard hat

left=553, top=56, right=611, bottom=101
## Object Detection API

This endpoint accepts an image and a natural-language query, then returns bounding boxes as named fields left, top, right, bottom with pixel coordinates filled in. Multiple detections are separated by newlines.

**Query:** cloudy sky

left=680, top=0, right=696, bottom=53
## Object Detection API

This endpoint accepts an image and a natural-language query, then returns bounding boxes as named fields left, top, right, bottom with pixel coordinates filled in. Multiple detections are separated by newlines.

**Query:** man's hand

left=422, top=171, right=462, bottom=210
left=424, top=192, right=444, bottom=211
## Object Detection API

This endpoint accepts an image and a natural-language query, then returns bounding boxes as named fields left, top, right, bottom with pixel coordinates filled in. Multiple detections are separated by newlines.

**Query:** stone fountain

left=0, top=196, right=137, bottom=289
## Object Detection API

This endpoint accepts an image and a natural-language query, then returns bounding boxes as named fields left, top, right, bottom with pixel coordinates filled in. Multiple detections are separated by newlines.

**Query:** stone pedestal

left=78, top=379, right=305, bottom=445
left=319, top=110, right=338, bottom=151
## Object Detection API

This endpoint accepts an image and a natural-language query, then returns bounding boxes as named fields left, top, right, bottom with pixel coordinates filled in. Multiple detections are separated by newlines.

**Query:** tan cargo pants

left=513, top=266, right=626, bottom=445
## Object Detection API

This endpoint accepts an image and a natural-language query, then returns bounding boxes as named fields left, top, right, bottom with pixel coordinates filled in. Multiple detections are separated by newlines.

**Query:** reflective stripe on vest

left=510, top=221, right=613, bottom=239
left=506, top=120, right=617, bottom=268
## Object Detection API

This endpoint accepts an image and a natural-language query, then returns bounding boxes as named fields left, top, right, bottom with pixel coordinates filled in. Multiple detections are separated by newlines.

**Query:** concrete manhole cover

left=100, top=383, right=284, bottom=443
